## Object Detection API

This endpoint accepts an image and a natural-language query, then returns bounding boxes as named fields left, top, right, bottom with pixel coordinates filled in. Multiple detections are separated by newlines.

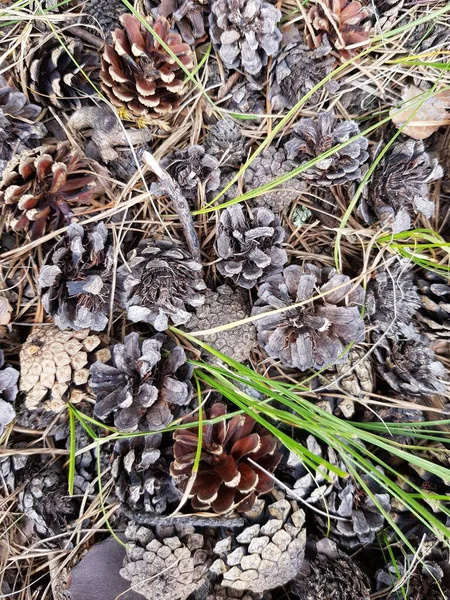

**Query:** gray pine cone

left=155, top=145, right=221, bottom=205
left=39, top=222, right=114, bottom=332
left=415, top=271, right=450, bottom=355
left=210, top=495, right=306, bottom=593
left=209, top=0, right=282, bottom=76
left=84, top=0, right=130, bottom=40
left=145, top=0, right=209, bottom=46
left=0, top=349, right=18, bottom=436
left=112, top=434, right=181, bottom=514
left=269, top=39, right=338, bottom=111
left=243, top=146, right=306, bottom=213
left=90, top=332, right=193, bottom=432
left=0, top=75, right=46, bottom=176
left=284, top=111, right=369, bottom=185
left=205, top=119, right=247, bottom=166
left=251, top=264, right=365, bottom=371
left=361, top=140, right=443, bottom=233
left=121, top=523, right=213, bottom=600
left=333, top=348, right=374, bottom=417
left=376, top=555, right=448, bottom=600
left=215, top=204, right=287, bottom=289
left=290, top=538, right=370, bottom=599
left=117, top=238, right=206, bottom=331
left=227, top=80, right=265, bottom=117
left=186, top=285, right=257, bottom=362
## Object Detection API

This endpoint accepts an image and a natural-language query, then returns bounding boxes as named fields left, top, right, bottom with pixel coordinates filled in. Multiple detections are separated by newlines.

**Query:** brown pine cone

left=0, top=141, right=107, bottom=240
left=170, top=402, right=282, bottom=514
left=100, top=14, right=194, bottom=120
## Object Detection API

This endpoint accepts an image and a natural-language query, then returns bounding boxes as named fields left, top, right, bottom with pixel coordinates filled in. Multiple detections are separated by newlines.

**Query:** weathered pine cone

left=0, top=141, right=107, bottom=240
left=209, top=0, right=282, bottom=76
left=90, top=332, right=193, bottom=432
left=215, top=204, right=287, bottom=289
left=415, top=271, right=450, bottom=355
left=290, top=538, right=370, bottom=599
left=145, top=0, right=209, bottom=46
left=251, top=263, right=365, bottom=371
left=0, top=350, right=19, bottom=436
left=211, top=494, right=306, bottom=593
left=84, top=0, right=130, bottom=40
left=112, top=434, right=181, bottom=514
left=19, top=327, right=109, bottom=416
left=284, top=111, right=369, bottom=185
left=120, top=522, right=213, bottom=600
left=186, top=285, right=257, bottom=362
left=332, top=347, right=374, bottom=417
left=0, top=75, right=46, bottom=175
left=25, top=32, right=100, bottom=109
left=205, top=119, right=247, bottom=166
left=243, top=146, right=306, bottom=213
left=361, top=140, right=443, bottom=233
left=305, top=0, right=371, bottom=60
left=100, top=14, right=194, bottom=119
left=117, top=238, right=205, bottom=331
left=39, top=222, right=114, bottom=332
left=170, top=402, right=282, bottom=514
left=227, top=80, right=266, bottom=117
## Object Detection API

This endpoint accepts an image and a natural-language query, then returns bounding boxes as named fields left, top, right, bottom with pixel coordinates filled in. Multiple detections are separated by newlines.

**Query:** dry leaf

left=391, top=85, right=450, bottom=140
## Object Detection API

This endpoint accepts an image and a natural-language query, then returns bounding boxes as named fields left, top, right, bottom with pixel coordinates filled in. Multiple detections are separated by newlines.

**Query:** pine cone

left=186, top=285, right=257, bottom=362
left=361, top=140, right=443, bottom=233
left=205, top=585, right=269, bottom=599
left=38, top=222, right=113, bottom=332
left=305, top=0, right=371, bottom=60
left=90, top=332, right=193, bottom=432
left=376, top=555, right=448, bottom=600
left=252, top=264, right=365, bottom=371
left=205, top=119, right=247, bottom=166
left=0, top=75, right=46, bottom=175
left=0, top=451, right=29, bottom=495
left=210, top=495, right=306, bottom=593
left=112, top=434, right=181, bottom=513
left=25, top=33, right=100, bottom=109
left=84, top=0, right=130, bottom=40
left=333, top=347, right=374, bottom=417
left=19, top=327, right=109, bottom=415
left=215, top=204, right=287, bottom=289
left=155, top=145, right=221, bottom=205
left=227, top=80, right=265, bottom=117
left=284, top=111, right=369, bottom=185
left=120, top=522, right=212, bottom=600
left=269, top=39, right=338, bottom=111
left=170, top=402, right=282, bottom=514
left=145, top=0, right=209, bottom=45
left=209, top=0, right=282, bottom=76
left=243, top=146, right=306, bottom=213
left=0, top=141, right=107, bottom=240
left=290, top=538, right=370, bottom=599
left=117, top=238, right=205, bottom=330
left=100, top=15, right=194, bottom=119
left=415, top=271, right=450, bottom=355
left=0, top=349, right=18, bottom=436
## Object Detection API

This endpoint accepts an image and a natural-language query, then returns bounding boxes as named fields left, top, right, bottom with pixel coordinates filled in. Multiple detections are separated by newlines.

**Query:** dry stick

left=143, top=151, right=201, bottom=263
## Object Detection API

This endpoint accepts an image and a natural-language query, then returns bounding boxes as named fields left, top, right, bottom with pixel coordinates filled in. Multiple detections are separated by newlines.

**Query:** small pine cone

left=0, top=451, right=30, bottom=495
left=101, top=15, right=194, bottom=119
left=154, top=145, right=221, bottom=205
left=145, top=0, right=209, bottom=46
left=290, top=538, right=370, bottom=599
left=0, top=350, right=18, bottom=436
left=305, top=0, right=371, bottom=60
left=39, top=222, right=113, bottom=332
left=209, top=0, right=282, bottom=76
left=211, top=495, right=306, bottom=593
left=252, top=264, right=365, bottom=371
left=0, top=141, right=107, bottom=240
left=120, top=522, right=212, bottom=600
left=284, top=111, right=369, bottom=185
left=415, top=271, right=450, bottom=355
left=372, top=333, right=447, bottom=398
left=0, top=75, right=46, bottom=175
left=90, top=332, right=193, bottom=432
left=25, top=33, right=100, bottom=110
left=376, top=556, right=448, bottom=600
left=243, top=146, right=306, bottom=213
left=112, top=434, right=181, bottom=513
left=227, top=80, right=266, bottom=117
left=186, top=285, right=257, bottom=362
left=170, top=402, right=282, bottom=514
left=269, top=39, right=338, bottom=111
left=19, top=327, right=109, bottom=415
left=332, top=348, right=374, bottom=418
left=215, top=204, right=287, bottom=289
left=366, top=258, right=421, bottom=337
left=84, top=0, right=130, bottom=40
left=361, top=140, right=443, bottom=233
left=18, top=461, right=77, bottom=537
left=204, top=119, right=247, bottom=166
left=117, top=238, right=206, bottom=330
